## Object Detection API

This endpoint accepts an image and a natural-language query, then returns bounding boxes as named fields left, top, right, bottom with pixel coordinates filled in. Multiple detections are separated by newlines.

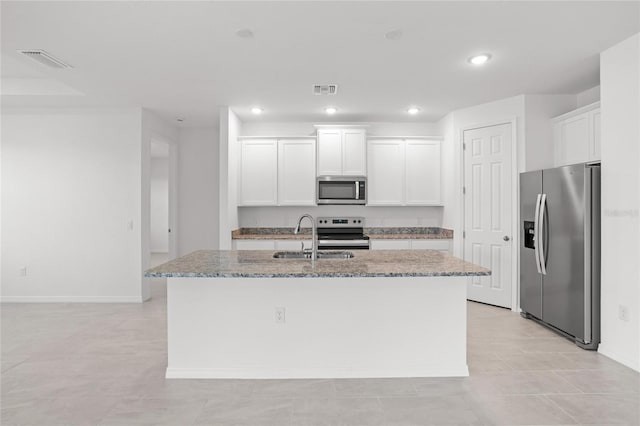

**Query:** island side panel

left=166, top=276, right=468, bottom=379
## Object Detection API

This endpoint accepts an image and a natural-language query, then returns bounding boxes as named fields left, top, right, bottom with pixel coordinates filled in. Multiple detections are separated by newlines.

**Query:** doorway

left=150, top=139, right=170, bottom=268
left=462, top=123, right=515, bottom=309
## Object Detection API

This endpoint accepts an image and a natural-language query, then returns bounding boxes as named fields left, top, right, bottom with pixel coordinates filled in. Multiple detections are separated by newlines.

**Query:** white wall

left=241, top=121, right=440, bottom=138
left=523, top=95, right=577, bottom=171
left=599, top=33, right=640, bottom=371
left=150, top=157, right=169, bottom=252
left=1, top=108, right=144, bottom=302
left=178, top=127, right=219, bottom=255
left=576, top=85, right=601, bottom=108
left=238, top=206, right=443, bottom=228
left=218, top=107, right=242, bottom=249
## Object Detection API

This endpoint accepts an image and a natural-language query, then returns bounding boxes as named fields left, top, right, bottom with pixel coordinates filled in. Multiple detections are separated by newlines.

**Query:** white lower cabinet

left=367, top=138, right=442, bottom=206
left=371, top=239, right=452, bottom=253
left=233, top=240, right=276, bottom=250
left=232, top=239, right=311, bottom=250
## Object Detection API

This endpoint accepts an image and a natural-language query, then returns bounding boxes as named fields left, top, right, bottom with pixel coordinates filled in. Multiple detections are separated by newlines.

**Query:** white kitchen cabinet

left=239, top=139, right=278, bottom=206
left=316, top=127, right=366, bottom=176
left=233, top=240, right=276, bottom=250
left=275, top=240, right=312, bottom=251
left=370, top=239, right=411, bottom=250
left=405, top=140, right=442, bottom=205
left=553, top=102, right=601, bottom=167
left=367, top=138, right=442, bottom=206
left=278, top=139, right=316, bottom=206
left=233, top=239, right=311, bottom=250
left=367, top=139, right=405, bottom=205
left=239, top=137, right=315, bottom=206
left=371, top=239, right=452, bottom=253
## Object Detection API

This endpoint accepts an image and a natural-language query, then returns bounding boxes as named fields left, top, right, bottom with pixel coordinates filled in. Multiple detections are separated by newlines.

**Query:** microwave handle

left=355, top=181, right=360, bottom=200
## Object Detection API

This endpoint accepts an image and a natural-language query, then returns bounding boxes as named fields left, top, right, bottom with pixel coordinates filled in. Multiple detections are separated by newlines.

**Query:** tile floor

left=1, top=282, right=639, bottom=425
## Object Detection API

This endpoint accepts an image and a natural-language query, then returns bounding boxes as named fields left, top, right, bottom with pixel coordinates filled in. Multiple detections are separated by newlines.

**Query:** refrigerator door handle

left=534, top=193, right=542, bottom=274
left=539, top=193, right=548, bottom=275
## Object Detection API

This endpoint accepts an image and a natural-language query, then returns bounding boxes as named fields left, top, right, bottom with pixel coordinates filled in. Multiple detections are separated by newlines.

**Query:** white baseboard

left=0, top=296, right=144, bottom=303
left=598, top=344, right=640, bottom=372
left=165, top=365, right=470, bottom=379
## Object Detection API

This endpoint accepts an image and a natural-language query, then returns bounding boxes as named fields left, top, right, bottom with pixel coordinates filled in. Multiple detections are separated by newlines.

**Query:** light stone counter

left=231, top=227, right=453, bottom=240
left=145, top=249, right=488, bottom=278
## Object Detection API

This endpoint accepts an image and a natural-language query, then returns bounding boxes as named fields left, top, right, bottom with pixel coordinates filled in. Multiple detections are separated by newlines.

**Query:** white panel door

left=405, top=139, right=442, bottom=205
left=317, top=129, right=342, bottom=176
left=278, top=139, right=316, bottom=206
left=239, top=139, right=278, bottom=206
left=367, top=139, right=404, bottom=205
left=342, top=128, right=367, bottom=176
left=463, top=124, right=513, bottom=308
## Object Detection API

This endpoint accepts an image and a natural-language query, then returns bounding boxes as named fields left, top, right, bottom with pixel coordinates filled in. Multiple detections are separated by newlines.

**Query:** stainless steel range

left=316, top=216, right=369, bottom=250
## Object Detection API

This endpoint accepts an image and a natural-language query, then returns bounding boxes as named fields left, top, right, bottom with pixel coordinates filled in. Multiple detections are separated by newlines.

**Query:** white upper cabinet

left=405, top=140, right=441, bottom=205
left=367, top=139, right=404, bottom=205
left=239, top=137, right=316, bottom=206
left=317, top=127, right=366, bottom=176
left=278, top=139, right=316, bottom=206
left=367, top=138, right=442, bottom=206
left=553, top=102, right=601, bottom=167
left=342, top=128, right=367, bottom=176
left=239, top=139, right=278, bottom=206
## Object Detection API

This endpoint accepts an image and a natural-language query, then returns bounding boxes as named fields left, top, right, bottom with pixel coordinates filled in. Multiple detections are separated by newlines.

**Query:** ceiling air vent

left=17, top=50, right=72, bottom=69
left=313, top=84, right=338, bottom=95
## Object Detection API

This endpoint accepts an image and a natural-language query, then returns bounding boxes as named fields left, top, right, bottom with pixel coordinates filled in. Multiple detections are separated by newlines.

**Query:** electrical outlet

left=19, top=267, right=27, bottom=277
left=275, top=307, right=286, bottom=324
left=619, top=305, right=629, bottom=322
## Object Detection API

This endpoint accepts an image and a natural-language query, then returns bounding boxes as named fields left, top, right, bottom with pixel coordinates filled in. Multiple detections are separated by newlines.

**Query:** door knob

left=503, top=236, right=510, bottom=241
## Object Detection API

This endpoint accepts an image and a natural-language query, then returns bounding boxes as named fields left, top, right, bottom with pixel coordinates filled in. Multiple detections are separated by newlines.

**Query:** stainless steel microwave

left=317, top=176, right=366, bottom=205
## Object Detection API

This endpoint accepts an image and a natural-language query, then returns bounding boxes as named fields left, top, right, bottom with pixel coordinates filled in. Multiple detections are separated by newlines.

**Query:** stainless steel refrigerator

left=520, top=163, right=600, bottom=350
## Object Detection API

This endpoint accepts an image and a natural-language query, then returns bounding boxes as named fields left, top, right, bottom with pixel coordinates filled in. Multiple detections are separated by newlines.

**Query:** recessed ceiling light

left=236, top=28, right=254, bottom=39
left=251, top=107, right=263, bottom=115
left=407, top=107, right=420, bottom=115
left=325, top=107, right=338, bottom=115
left=384, top=29, right=403, bottom=41
left=468, top=53, right=492, bottom=65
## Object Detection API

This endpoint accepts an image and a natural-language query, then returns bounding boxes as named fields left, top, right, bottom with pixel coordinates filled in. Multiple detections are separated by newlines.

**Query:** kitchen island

left=146, top=250, right=489, bottom=379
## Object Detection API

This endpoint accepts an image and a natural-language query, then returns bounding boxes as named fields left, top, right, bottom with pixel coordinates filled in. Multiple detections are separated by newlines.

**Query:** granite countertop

left=232, top=227, right=453, bottom=240
left=145, top=250, right=489, bottom=278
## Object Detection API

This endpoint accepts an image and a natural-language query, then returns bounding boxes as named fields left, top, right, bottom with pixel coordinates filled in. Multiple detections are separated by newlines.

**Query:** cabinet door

left=239, top=139, right=278, bottom=205
left=367, top=139, right=404, bottom=205
left=317, top=129, right=342, bottom=176
left=590, top=109, right=601, bottom=161
left=278, top=139, right=316, bottom=205
left=405, top=140, right=442, bottom=205
left=342, top=128, right=367, bottom=176
left=370, top=240, right=411, bottom=250
left=557, top=113, right=589, bottom=166
left=275, top=240, right=312, bottom=251
left=410, top=239, right=452, bottom=254
left=233, top=240, right=276, bottom=250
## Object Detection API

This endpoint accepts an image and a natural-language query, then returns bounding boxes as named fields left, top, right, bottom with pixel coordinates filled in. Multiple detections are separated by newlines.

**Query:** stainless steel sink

left=317, top=251, right=354, bottom=259
left=272, top=251, right=312, bottom=259
left=273, top=251, right=354, bottom=259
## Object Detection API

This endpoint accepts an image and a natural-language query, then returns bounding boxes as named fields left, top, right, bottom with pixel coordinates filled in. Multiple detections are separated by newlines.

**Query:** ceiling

left=2, top=1, right=639, bottom=127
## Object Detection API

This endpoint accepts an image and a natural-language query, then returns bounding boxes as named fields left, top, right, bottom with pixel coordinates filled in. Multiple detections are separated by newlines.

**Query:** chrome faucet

left=294, top=214, right=317, bottom=260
